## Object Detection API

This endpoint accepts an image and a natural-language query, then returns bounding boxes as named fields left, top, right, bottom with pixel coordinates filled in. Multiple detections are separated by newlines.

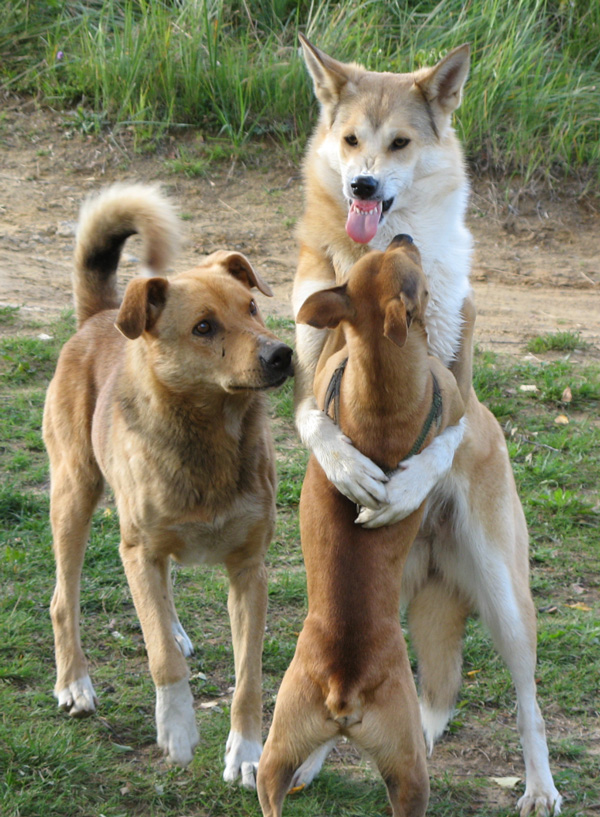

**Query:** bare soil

left=1, top=100, right=599, bottom=811
left=1, top=101, right=599, bottom=364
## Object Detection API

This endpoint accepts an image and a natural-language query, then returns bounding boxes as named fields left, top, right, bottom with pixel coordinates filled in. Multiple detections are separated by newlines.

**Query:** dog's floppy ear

left=415, top=43, right=470, bottom=116
left=297, top=285, right=352, bottom=330
left=299, top=33, right=354, bottom=109
left=384, top=298, right=410, bottom=348
left=115, top=277, right=169, bottom=339
left=218, top=251, right=274, bottom=297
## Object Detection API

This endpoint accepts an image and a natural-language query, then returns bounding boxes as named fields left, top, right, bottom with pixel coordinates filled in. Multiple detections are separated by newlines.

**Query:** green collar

left=323, top=358, right=443, bottom=464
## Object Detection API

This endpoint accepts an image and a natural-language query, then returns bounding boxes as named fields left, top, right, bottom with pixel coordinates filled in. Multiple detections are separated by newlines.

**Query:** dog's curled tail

left=73, top=183, right=180, bottom=327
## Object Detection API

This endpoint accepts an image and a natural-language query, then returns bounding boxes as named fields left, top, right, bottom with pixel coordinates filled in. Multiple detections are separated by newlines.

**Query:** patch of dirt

left=1, top=101, right=599, bottom=364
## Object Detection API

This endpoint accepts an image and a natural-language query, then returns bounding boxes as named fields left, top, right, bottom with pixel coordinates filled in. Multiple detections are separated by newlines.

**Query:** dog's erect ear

left=299, top=33, right=354, bottom=109
left=297, top=285, right=352, bottom=330
left=415, top=43, right=470, bottom=116
left=217, top=251, right=274, bottom=297
left=115, top=277, right=169, bottom=339
left=384, top=298, right=410, bottom=348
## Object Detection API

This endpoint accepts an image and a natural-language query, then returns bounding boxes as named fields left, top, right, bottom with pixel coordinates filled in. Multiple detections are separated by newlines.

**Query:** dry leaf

left=561, top=386, right=573, bottom=403
left=519, top=384, right=538, bottom=393
left=554, top=414, right=569, bottom=425
left=490, top=776, right=521, bottom=790
left=466, top=669, right=482, bottom=677
left=566, top=602, right=592, bottom=612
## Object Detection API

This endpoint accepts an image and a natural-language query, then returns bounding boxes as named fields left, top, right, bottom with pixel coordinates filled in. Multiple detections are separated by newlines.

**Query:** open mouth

left=346, top=197, right=394, bottom=244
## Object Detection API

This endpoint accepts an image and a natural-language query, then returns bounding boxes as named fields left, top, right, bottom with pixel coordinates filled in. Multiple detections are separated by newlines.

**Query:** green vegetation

left=1, top=0, right=599, bottom=185
left=1, top=311, right=598, bottom=816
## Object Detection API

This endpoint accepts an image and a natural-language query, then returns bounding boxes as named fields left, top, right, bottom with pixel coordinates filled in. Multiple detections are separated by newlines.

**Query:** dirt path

left=1, top=103, right=599, bottom=360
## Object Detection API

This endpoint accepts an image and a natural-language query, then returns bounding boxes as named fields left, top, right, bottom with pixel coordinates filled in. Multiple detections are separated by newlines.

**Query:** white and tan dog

left=43, top=184, right=293, bottom=785
left=291, top=36, right=561, bottom=816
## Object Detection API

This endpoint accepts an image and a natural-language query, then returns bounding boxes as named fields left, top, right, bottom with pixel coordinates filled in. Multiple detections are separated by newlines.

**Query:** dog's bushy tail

left=73, top=183, right=180, bottom=327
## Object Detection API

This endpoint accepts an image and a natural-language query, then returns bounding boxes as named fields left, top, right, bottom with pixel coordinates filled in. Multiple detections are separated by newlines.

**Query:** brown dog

left=43, top=184, right=293, bottom=785
left=257, top=236, right=464, bottom=817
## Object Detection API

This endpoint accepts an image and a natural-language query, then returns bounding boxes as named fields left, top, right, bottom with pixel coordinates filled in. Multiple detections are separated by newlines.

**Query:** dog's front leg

left=119, top=540, right=198, bottom=766
left=223, top=545, right=269, bottom=789
left=356, top=419, right=466, bottom=527
left=295, top=323, right=388, bottom=509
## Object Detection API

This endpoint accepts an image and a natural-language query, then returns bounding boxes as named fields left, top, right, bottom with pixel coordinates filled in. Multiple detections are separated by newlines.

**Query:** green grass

left=1, top=0, right=599, bottom=185
left=1, top=307, right=599, bottom=816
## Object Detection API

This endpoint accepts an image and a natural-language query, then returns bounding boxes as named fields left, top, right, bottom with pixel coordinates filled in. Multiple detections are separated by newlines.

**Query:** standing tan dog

left=291, top=36, right=561, bottom=815
left=258, top=236, right=465, bottom=817
left=43, top=184, right=293, bottom=785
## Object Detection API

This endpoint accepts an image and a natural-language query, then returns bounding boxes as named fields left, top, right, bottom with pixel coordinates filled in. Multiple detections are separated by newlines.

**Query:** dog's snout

left=392, top=233, right=414, bottom=245
left=259, top=339, right=294, bottom=379
left=350, top=175, right=378, bottom=199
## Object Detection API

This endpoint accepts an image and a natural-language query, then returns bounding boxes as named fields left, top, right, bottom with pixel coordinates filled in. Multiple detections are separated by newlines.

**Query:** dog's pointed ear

left=115, top=277, right=169, bottom=339
left=384, top=298, right=409, bottom=347
left=217, top=251, right=274, bottom=297
left=296, top=285, right=352, bottom=330
left=299, top=33, right=354, bottom=109
left=415, top=43, right=470, bottom=116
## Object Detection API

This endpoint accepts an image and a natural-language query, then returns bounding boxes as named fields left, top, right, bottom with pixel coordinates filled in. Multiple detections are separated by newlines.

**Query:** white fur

left=420, top=704, right=452, bottom=756
left=356, top=418, right=467, bottom=527
left=155, top=678, right=198, bottom=766
left=55, top=674, right=98, bottom=716
left=223, top=730, right=262, bottom=789
left=295, top=398, right=388, bottom=509
left=172, top=620, right=194, bottom=657
left=290, top=739, right=337, bottom=789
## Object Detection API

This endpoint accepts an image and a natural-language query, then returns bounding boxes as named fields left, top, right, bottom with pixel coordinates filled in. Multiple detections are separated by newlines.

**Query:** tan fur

left=257, top=239, right=464, bottom=817
left=288, top=38, right=561, bottom=816
left=43, top=184, right=293, bottom=775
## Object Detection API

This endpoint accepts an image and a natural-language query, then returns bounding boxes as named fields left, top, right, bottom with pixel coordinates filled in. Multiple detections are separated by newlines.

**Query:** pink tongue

left=345, top=200, right=382, bottom=244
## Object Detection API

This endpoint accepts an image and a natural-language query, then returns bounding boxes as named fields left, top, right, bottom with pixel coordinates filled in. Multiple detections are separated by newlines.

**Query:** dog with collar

left=257, top=236, right=465, bottom=817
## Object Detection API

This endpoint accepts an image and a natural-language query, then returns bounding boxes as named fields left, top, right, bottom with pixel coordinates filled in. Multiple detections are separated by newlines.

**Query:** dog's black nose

left=392, top=234, right=414, bottom=245
left=259, top=340, right=294, bottom=379
left=350, top=175, right=378, bottom=199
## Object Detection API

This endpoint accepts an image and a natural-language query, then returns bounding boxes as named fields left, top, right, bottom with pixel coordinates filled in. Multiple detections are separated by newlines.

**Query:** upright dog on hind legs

left=258, top=236, right=465, bottom=817
left=291, top=34, right=561, bottom=815
left=43, top=183, right=293, bottom=786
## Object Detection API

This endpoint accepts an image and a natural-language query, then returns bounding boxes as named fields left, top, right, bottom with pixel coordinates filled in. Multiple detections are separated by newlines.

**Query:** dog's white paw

left=156, top=678, right=198, bottom=766
left=307, top=409, right=388, bottom=509
left=223, top=731, right=262, bottom=789
left=172, top=620, right=194, bottom=657
left=55, top=675, right=98, bottom=717
left=290, top=739, right=336, bottom=790
left=517, top=789, right=562, bottom=817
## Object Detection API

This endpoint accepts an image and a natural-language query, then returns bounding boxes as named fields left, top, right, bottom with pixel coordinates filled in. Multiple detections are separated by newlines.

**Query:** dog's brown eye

left=344, top=134, right=358, bottom=147
left=391, top=137, right=410, bottom=151
left=193, top=320, right=212, bottom=336
left=249, top=299, right=257, bottom=315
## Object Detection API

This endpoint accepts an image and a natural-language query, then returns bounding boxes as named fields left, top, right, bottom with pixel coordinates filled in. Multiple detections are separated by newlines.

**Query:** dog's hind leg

left=223, top=542, right=270, bottom=788
left=349, top=676, right=429, bottom=817
left=474, top=542, right=562, bottom=815
left=257, top=661, right=338, bottom=817
left=48, top=458, right=104, bottom=717
left=407, top=576, right=469, bottom=753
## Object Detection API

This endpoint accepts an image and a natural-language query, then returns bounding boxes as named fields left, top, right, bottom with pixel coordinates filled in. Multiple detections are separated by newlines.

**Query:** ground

left=1, top=100, right=599, bottom=814
left=1, top=101, right=599, bottom=360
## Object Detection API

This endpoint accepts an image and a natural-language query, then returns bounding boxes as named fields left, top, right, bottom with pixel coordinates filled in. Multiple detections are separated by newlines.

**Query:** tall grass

left=1, top=0, right=599, bottom=183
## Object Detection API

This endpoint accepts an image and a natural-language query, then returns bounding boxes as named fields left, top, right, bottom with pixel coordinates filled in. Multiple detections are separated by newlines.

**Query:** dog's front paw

left=517, top=789, right=562, bottom=817
left=311, top=415, right=388, bottom=509
left=156, top=678, right=198, bottom=766
left=172, top=620, right=194, bottom=657
left=356, top=461, right=426, bottom=528
left=223, top=730, right=262, bottom=789
left=290, top=739, right=336, bottom=790
left=55, top=675, right=98, bottom=717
